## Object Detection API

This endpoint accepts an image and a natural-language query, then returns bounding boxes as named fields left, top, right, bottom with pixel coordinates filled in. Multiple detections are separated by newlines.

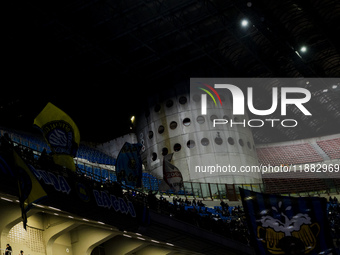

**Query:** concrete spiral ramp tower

left=136, top=85, right=261, bottom=184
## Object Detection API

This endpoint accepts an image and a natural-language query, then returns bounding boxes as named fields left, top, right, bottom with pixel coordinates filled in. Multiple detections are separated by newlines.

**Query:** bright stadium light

left=241, top=19, right=249, bottom=27
left=130, top=116, right=135, bottom=123
left=300, top=46, right=307, bottom=53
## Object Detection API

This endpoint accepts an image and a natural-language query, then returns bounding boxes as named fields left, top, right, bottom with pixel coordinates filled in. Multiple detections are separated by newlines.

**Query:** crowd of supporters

left=1, top=132, right=340, bottom=249
left=122, top=189, right=251, bottom=244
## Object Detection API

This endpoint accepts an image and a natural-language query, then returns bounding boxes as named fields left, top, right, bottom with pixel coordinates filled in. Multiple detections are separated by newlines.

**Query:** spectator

left=192, top=198, right=197, bottom=206
left=197, top=200, right=205, bottom=207
left=220, top=199, right=226, bottom=209
left=147, top=190, right=158, bottom=210
left=5, top=244, right=12, bottom=255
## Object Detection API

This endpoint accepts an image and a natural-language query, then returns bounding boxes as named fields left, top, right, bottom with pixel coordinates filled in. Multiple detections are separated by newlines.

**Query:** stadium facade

left=136, top=86, right=261, bottom=185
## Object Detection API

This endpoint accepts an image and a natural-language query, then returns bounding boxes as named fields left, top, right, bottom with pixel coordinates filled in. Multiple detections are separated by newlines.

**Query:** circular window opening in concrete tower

left=174, top=143, right=181, bottom=152
left=197, top=115, right=205, bottom=124
left=239, top=139, right=244, bottom=147
left=162, top=147, right=168, bottom=156
left=170, top=121, right=178, bottom=130
left=166, top=99, right=173, bottom=108
left=247, top=141, right=252, bottom=149
left=158, top=125, right=165, bottom=134
left=179, top=96, right=187, bottom=104
left=152, top=152, right=157, bottom=161
left=210, top=115, right=218, bottom=122
left=215, top=137, right=223, bottom=145
left=228, top=137, right=235, bottom=145
left=148, top=131, right=154, bottom=139
left=201, top=138, right=210, bottom=146
left=183, top=118, right=191, bottom=126
left=187, top=140, right=196, bottom=148
left=222, top=115, right=230, bottom=121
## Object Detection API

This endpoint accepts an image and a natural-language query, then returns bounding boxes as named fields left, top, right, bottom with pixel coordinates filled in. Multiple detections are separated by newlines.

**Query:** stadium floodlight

left=300, top=46, right=307, bottom=53
left=241, top=19, right=249, bottom=27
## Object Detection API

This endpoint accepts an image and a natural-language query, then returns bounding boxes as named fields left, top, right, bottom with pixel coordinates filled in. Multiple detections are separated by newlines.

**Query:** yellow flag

left=14, top=151, right=47, bottom=229
left=52, top=154, right=76, bottom=171
left=34, top=102, right=80, bottom=171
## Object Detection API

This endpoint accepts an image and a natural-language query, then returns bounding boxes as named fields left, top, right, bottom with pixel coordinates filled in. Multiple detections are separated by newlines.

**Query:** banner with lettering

left=0, top=149, right=145, bottom=231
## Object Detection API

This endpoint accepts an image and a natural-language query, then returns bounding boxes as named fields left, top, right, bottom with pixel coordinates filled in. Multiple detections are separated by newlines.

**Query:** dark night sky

left=2, top=0, right=340, bottom=143
left=1, top=1, right=158, bottom=142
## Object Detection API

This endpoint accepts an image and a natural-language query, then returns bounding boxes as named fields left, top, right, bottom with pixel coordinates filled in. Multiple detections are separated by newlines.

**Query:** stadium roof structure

left=2, top=0, right=340, bottom=143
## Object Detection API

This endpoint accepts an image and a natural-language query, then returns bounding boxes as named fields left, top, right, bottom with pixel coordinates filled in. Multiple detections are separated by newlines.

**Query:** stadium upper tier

left=1, top=127, right=339, bottom=197
left=2, top=127, right=338, bottom=167
left=317, top=138, right=340, bottom=160
left=256, top=137, right=340, bottom=166
left=0, top=127, right=115, bottom=165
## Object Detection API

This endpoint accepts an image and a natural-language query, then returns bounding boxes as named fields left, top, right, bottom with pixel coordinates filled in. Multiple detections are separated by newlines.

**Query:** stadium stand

left=142, top=172, right=162, bottom=191
left=263, top=177, right=328, bottom=194
left=1, top=127, right=339, bottom=197
left=317, top=138, right=340, bottom=160
left=258, top=136, right=340, bottom=195
left=0, top=128, right=116, bottom=165
left=257, top=143, right=324, bottom=166
left=1, top=128, right=340, bottom=253
left=78, top=144, right=116, bottom=165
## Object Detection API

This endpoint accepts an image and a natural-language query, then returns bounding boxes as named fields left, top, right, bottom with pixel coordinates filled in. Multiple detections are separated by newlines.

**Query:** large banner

left=115, top=142, right=143, bottom=187
left=30, top=166, right=141, bottom=231
left=240, top=188, right=334, bottom=255
left=0, top=148, right=144, bottom=231
left=34, top=102, right=80, bottom=171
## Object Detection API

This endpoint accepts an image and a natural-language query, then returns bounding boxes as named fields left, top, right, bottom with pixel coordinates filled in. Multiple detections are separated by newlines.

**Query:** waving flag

left=14, top=151, right=47, bottom=229
left=240, top=188, right=334, bottom=255
left=163, top=153, right=183, bottom=192
left=34, top=102, right=80, bottom=171
left=115, top=142, right=143, bottom=187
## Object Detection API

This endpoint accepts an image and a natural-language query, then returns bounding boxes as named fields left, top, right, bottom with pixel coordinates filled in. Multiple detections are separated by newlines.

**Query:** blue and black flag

left=240, top=188, right=334, bottom=255
left=115, top=142, right=143, bottom=187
